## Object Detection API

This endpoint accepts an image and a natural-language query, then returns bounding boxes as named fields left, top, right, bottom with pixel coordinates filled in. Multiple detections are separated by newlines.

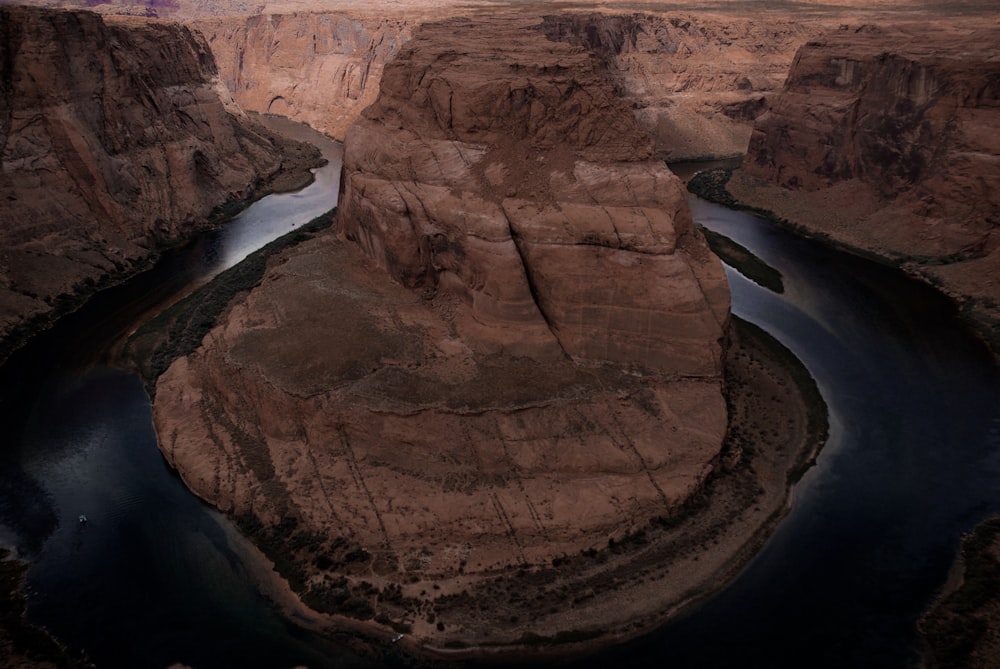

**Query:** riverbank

left=0, top=549, right=86, bottom=669
left=0, top=120, right=326, bottom=667
left=125, top=208, right=338, bottom=394
left=919, top=516, right=1000, bottom=668
left=139, top=225, right=827, bottom=661
left=688, top=168, right=1000, bottom=357
left=0, top=122, right=323, bottom=369
left=405, top=316, right=828, bottom=661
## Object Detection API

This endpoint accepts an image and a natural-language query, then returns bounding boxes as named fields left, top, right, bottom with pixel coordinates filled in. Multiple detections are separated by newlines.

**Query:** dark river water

left=1, top=140, right=997, bottom=669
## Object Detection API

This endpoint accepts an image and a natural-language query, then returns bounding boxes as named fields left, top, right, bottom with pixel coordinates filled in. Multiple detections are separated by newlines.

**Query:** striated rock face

left=192, top=9, right=820, bottom=159
left=191, top=13, right=412, bottom=141
left=153, top=15, right=730, bottom=647
left=0, top=6, right=315, bottom=355
left=733, top=25, right=1000, bottom=349
left=339, top=15, right=730, bottom=375
left=539, top=12, right=817, bottom=160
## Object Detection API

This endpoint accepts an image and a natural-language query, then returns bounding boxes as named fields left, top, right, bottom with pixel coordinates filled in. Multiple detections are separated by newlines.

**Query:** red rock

left=339, top=16, right=730, bottom=375
left=735, top=25, right=1000, bottom=349
left=153, top=13, right=731, bottom=648
left=0, top=6, right=311, bottom=356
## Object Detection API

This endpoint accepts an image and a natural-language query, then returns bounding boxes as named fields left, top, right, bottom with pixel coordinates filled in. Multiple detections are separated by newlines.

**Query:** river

left=1, top=137, right=997, bottom=668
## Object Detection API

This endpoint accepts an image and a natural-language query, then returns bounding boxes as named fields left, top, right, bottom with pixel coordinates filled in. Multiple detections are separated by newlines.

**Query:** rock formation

left=153, top=14, right=732, bottom=649
left=191, top=9, right=826, bottom=160
left=539, top=12, right=817, bottom=160
left=338, top=15, right=730, bottom=374
left=0, top=6, right=317, bottom=359
left=728, top=25, right=1000, bottom=350
left=190, top=12, right=412, bottom=141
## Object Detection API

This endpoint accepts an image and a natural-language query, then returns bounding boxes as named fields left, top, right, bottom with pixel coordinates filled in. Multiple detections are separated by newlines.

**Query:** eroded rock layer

left=731, top=25, right=1000, bottom=349
left=0, top=6, right=314, bottom=355
left=339, top=16, right=730, bottom=375
left=191, top=12, right=412, bottom=141
left=192, top=9, right=823, bottom=159
left=539, top=12, right=816, bottom=160
left=153, top=15, right=731, bottom=647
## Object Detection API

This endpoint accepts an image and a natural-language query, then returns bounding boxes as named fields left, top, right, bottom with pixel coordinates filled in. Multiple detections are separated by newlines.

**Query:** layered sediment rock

left=730, top=25, right=1000, bottom=349
left=191, top=13, right=413, bottom=141
left=539, top=12, right=816, bottom=160
left=153, top=15, right=731, bottom=647
left=339, top=16, right=730, bottom=374
left=0, top=6, right=315, bottom=355
left=193, top=9, right=818, bottom=159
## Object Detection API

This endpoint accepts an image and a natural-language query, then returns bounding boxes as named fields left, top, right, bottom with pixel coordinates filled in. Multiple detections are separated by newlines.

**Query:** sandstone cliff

left=539, top=12, right=817, bottom=160
left=0, top=6, right=317, bottom=358
left=729, top=25, right=1000, bottom=350
left=153, top=15, right=734, bottom=649
left=190, top=12, right=413, bottom=141
left=191, top=9, right=823, bottom=160
left=339, top=16, right=730, bottom=374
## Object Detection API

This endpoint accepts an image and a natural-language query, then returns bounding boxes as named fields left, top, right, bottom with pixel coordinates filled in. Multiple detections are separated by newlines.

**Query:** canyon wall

left=0, top=6, right=316, bottom=357
left=729, top=25, right=1000, bottom=349
left=153, top=15, right=731, bottom=648
left=540, top=12, right=816, bottom=160
left=338, top=15, right=730, bottom=374
left=190, top=10, right=819, bottom=159
left=190, top=13, right=413, bottom=141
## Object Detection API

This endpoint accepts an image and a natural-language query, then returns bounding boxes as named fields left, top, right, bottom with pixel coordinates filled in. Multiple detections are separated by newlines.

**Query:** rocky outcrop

left=191, top=12, right=413, bottom=140
left=0, top=6, right=317, bottom=357
left=339, top=16, right=730, bottom=374
left=192, top=9, right=823, bottom=159
left=153, top=15, right=731, bottom=649
left=729, top=25, right=1000, bottom=350
left=539, top=12, right=818, bottom=160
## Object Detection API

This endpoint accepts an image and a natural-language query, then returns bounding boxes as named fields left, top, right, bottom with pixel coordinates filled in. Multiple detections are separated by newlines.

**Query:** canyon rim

left=1, top=0, right=998, bottom=665
left=148, top=13, right=829, bottom=656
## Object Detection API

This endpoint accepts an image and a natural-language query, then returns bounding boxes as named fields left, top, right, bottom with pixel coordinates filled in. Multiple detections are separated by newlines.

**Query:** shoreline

left=687, top=167, right=1000, bottom=358
left=194, top=314, right=828, bottom=664
left=918, top=516, right=1000, bottom=668
left=0, top=119, right=324, bottom=370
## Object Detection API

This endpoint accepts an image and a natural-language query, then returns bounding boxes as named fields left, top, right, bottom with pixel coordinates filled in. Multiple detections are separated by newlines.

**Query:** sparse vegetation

left=921, top=517, right=1000, bottom=668
left=126, top=208, right=337, bottom=393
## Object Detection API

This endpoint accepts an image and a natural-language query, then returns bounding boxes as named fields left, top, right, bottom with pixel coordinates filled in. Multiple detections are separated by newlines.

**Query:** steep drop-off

left=192, top=9, right=824, bottom=160
left=539, top=12, right=816, bottom=160
left=152, top=15, right=746, bottom=652
left=0, top=6, right=318, bottom=359
left=726, top=25, right=1000, bottom=350
left=191, top=12, right=412, bottom=141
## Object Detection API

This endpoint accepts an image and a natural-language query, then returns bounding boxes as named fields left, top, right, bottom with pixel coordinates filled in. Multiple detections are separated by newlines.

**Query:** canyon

left=0, top=5, right=320, bottom=362
left=190, top=8, right=818, bottom=161
left=722, top=24, right=1000, bottom=352
left=0, top=0, right=997, bottom=665
left=152, top=14, right=748, bottom=650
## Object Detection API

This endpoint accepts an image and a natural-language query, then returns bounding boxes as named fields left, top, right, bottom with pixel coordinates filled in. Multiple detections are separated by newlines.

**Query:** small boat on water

left=78, top=514, right=87, bottom=524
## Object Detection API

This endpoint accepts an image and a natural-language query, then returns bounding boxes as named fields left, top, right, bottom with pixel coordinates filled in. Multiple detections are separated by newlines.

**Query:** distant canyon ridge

left=1, top=0, right=998, bottom=662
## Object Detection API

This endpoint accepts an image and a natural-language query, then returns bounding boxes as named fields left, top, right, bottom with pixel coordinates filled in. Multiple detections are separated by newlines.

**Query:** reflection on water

left=209, top=116, right=344, bottom=274
left=0, top=151, right=997, bottom=668
left=573, top=197, right=1000, bottom=669
left=0, top=121, right=369, bottom=668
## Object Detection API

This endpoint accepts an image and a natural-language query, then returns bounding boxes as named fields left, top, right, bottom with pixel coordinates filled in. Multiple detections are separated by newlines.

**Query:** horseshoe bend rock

left=153, top=15, right=730, bottom=646
left=339, top=16, right=730, bottom=375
